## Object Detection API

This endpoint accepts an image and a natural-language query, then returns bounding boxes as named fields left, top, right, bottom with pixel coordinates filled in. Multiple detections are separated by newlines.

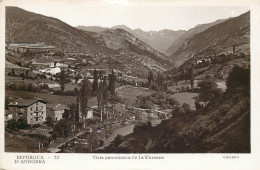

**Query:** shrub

left=40, top=74, right=47, bottom=79
left=6, top=118, right=30, bottom=131
left=53, top=90, right=62, bottom=95
left=133, top=122, right=152, bottom=134
left=46, top=116, right=54, bottom=127
left=143, top=101, right=154, bottom=109
left=150, top=83, right=159, bottom=91
left=198, top=75, right=219, bottom=101
left=168, top=97, right=180, bottom=106
left=114, top=135, right=124, bottom=146
left=226, top=66, right=250, bottom=95
left=219, top=105, right=230, bottom=116
left=53, top=119, right=72, bottom=138
left=32, top=124, right=41, bottom=128
left=182, top=103, right=191, bottom=113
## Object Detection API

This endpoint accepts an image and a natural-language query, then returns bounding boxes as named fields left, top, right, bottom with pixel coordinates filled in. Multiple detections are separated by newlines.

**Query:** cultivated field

left=116, top=86, right=154, bottom=105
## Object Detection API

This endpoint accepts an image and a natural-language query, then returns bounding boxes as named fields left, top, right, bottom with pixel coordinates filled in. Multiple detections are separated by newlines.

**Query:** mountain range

left=6, top=7, right=172, bottom=75
left=77, top=25, right=185, bottom=55
left=6, top=6, right=250, bottom=76
left=169, top=12, right=249, bottom=67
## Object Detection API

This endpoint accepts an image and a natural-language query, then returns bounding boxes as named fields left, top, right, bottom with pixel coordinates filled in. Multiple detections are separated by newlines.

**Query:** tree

left=92, top=69, right=98, bottom=94
left=197, top=75, right=219, bottom=101
left=108, top=69, right=116, bottom=95
left=189, top=65, right=194, bottom=91
left=114, top=135, right=123, bottom=146
left=75, top=88, right=80, bottom=124
left=69, top=103, right=77, bottom=131
left=102, top=76, right=109, bottom=119
left=157, top=72, right=165, bottom=91
left=28, top=83, right=33, bottom=92
left=6, top=118, right=29, bottom=131
left=97, top=81, right=103, bottom=122
left=53, top=119, right=72, bottom=138
left=109, top=94, right=116, bottom=119
left=46, top=116, right=54, bottom=127
left=226, top=66, right=250, bottom=94
left=11, top=68, right=15, bottom=76
left=182, top=103, right=191, bottom=113
left=88, top=129, right=99, bottom=152
left=75, top=73, right=82, bottom=84
left=60, top=69, right=66, bottom=94
left=79, top=78, right=89, bottom=128
left=148, top=70, right=154, bottom=86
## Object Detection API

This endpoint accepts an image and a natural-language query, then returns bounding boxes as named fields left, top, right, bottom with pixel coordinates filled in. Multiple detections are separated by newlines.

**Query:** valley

left=4, top=6, right=250, bottom=154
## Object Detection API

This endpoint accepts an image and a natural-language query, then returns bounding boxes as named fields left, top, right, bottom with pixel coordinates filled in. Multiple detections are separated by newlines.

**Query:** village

left=5, top=43, right=177, bottom=153
left=5, top=40, right=251, bottom=152
left=4, top=38, right=251, bottom=153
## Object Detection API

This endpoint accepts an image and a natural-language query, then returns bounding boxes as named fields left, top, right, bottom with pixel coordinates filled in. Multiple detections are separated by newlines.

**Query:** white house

left=45, top=67, right=61, bottom=75
left=48, top=62, right=55, bottom=68
left=86, top=107, right=94, bottom=119
left=56, top=62, right=68, bottom=68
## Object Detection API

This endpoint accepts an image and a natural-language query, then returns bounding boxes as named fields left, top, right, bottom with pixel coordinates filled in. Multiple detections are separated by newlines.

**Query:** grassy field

left=5, top=132, right=39, bottom=152
left=6, top=90, right=97, bottom=107
left=52, top=83, right=80, bottom=92
left=6, top=90, right=76, bottom=104
left=116, top=86, right=154, bottom=105
left=5, top=75, right=56, bottom=84
left=171, top=92, right=198, bottom=110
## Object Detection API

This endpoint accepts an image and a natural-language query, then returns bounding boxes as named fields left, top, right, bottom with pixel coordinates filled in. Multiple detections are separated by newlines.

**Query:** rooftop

left=8, top=99, right=46, bottom=107
left=47, top=104, right=69, bottom=111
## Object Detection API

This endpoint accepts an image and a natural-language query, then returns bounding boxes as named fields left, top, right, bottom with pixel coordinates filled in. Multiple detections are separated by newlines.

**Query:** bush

left=32, top=124, right=41, bottom=128
left=182, top=103, right=191, bottom=113
left=40, top=74, right=47, bottom=79
left=219, top=105, right=230, bottom=116
left=143, top=101, right=154, bottom=109
left=53, top=119, right=72, bottom=138
left=168, top=97, right=180, bottom=106
left=133, top=122, right=152, bottom=134
left=46, top=116, right=54, bottom=127
left=6, top=118, right=30, bottom=131
left=150, top=83, right=159, bottom=91
left=226, top=66, right=250, bottom=95
left=114, top=135, right=124, bottom=146
left=198, top=75, right=219, bottom=101
left=53, top=90, right=62, bottom=95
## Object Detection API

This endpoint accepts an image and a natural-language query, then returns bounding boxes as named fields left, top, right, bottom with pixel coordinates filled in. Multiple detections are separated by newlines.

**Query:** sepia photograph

left=3, top=1, right=251, bottom=155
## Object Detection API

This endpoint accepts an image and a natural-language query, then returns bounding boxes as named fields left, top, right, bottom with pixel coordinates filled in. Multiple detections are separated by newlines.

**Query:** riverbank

left=47, top=130, right=86, bottom=153
left=98, top=119, right=162, bottom=150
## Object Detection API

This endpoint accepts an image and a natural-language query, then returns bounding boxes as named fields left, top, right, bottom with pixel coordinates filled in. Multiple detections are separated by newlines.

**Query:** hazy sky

left=5, top=0, right=249, bottom=31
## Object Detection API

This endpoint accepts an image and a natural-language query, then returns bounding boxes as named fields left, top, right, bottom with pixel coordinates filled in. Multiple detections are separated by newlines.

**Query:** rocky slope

left=77, top=25, right=185, bottom=55
left=166, top=19, right=227, bottom=57
left=169, top=12, right=249, bottom=67
left=6, top=7, right=110, bottom=54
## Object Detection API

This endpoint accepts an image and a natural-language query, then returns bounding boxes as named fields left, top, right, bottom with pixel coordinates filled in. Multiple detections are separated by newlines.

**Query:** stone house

left=7, top=99, right=47, bottom=125
left=47, top=104, right=69, bottom=121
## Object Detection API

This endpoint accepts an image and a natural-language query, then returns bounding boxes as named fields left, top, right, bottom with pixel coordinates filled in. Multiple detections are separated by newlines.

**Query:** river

left=59, top=119, right=162, bottom=152
left=100, top=119, right=162, bottom=148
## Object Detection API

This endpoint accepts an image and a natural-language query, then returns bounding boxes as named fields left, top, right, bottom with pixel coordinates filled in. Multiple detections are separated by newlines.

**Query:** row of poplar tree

left=68, top=69, right=117, bottom=129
